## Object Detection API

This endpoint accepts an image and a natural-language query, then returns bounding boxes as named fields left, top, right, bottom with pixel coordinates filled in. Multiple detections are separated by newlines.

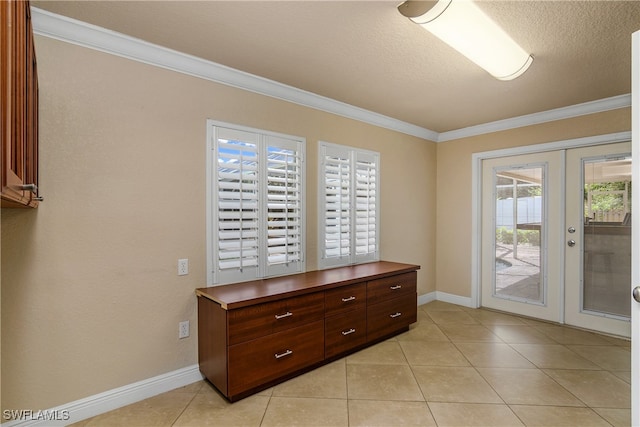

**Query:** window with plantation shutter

left=319, top=142, right=379, bottom=269
left=207, top=121, right=305, bottom=286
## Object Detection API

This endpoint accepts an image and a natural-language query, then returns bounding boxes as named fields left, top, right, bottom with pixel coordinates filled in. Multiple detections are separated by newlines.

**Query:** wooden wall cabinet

left=1, top=0, right=41, bottom=208
left=196, top=261, right=419, bottom=401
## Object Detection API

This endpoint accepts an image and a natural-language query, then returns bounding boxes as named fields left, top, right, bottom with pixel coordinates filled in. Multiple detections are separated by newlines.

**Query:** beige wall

left=435, top=108, right=631, bottom=298
left=1, top=37, right=436, bottom=411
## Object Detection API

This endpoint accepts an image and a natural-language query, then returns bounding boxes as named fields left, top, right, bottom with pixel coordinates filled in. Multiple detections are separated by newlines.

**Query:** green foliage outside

left=585, top=181, right=631, bottom=215
left=495, top=227, right=540, bottom=246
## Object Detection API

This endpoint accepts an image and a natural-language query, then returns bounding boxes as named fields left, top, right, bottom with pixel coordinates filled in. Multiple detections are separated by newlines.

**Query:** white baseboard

left=418, top=291, right=475, bottom=308
left=417, top=291, right=436, bottom=306
left=2, top=365, right=204, bottom=427
left=435, top=291, right=475, bottom=308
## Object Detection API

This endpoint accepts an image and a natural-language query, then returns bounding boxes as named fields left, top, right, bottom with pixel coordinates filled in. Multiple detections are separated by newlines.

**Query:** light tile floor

left=70, top=301, right=632, bottom=426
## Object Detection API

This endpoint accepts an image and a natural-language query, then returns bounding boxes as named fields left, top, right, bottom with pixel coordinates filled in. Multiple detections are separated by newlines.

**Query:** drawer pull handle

left=342, top=296, right=356, bottom=302
left=390, top=285, right=402, bottom=290
left=342, top=328, right=356, bottom=336
left=274, top=349, right=293, bottom=359
left=275, top=311, right=293, bottom=320
left=390, top=312, right=402, bottom=318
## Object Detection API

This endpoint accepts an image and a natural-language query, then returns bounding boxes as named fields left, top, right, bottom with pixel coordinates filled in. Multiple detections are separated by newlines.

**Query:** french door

left=481, top=143, right=632, bottom=336
left=481, top=151, right=564, bottom=322
left=565, top=142, right=631, bottom=337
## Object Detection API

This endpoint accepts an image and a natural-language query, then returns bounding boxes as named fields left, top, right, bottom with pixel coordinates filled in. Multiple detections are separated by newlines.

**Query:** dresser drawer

left=367, top=271, right=417, bottom=305
left=325, top=308, right=367, bottom=358
left=228, top=320, right=324, bottom=396
left=324, top=282, right=366, bottom=317
left=367, top=293, right=417, bottom=342
left=228, top=293, right=324, bottom=345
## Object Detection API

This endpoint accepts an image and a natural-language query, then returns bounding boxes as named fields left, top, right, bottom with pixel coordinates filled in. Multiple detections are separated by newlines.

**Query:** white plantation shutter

left=354, top=151, right=378, bottom=263
left=264, top=136, right=303, bottom=276
left=319, top=142, right=379, bottom=269
left=214, top=128, right=260, bottom=284
left=208, top=122, right=305, bottom=285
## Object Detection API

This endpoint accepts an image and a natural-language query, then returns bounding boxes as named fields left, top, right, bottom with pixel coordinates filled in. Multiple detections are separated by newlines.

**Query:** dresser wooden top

left=196, top=261, right=420, bottom=310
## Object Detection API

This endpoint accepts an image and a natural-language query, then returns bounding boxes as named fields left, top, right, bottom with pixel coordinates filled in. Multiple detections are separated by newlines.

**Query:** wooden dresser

left=196, top=261, right=420, bottom=401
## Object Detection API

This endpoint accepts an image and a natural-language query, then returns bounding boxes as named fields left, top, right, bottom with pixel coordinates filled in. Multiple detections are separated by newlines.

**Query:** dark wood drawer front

left=324, top=283, right=366, bottom=317
left=325, top=308, right=367, bottom=358
left=367, top=293, right=417, bottom=342
left=228, top=320, right=324, bottom=396
left=367, top=271, right=417, bottom=305
left=228, top=293, right=324, bottom=345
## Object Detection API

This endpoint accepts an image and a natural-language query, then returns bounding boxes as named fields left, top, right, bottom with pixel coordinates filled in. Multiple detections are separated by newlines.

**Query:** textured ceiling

left=32, top=1, right=640, bottom=133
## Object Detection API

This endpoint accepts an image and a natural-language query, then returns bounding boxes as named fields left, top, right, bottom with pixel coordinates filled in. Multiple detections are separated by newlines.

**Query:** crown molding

left=31, top=8, right=630, bottom=144
left=31, top=7, right=439, bottom=142
left=437, top=94, right=631, bottom=142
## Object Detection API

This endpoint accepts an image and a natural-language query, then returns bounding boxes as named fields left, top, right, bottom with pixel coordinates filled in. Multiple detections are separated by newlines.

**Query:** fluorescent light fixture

left=398, top=0, right=533, bottom=80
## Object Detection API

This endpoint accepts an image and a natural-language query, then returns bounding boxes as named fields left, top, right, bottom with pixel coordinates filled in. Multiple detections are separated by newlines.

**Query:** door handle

left=633, top=286, right=640, bottom=303
left=567, top=240, right=576, bottom=247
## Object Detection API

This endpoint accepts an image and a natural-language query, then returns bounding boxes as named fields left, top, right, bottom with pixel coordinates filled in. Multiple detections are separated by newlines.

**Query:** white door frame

left=471, top=131, right=632, bottom=310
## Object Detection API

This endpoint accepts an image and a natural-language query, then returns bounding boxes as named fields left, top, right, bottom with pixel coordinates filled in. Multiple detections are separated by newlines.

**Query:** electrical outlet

left=178, top=258, right=189, bottom=276
left=179, top=320, right=190, bottom=339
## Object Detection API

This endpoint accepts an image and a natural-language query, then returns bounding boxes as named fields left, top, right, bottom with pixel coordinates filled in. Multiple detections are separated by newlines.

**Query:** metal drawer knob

left=342, top=328, right=356, bottom=336
left=390, top=285, right=402, bottom=290
left=390, top=312, right=402, bottom=318
left=342, top=296, right=356, bottom=302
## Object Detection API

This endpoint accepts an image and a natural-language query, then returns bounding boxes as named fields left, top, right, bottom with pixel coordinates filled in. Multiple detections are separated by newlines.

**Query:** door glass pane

left=583, top=156, right=632, bottom=318
left=494, top=166, right=543, bottom=303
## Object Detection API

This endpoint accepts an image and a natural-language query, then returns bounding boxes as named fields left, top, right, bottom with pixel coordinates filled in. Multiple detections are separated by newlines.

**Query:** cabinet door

left=1, top=0, right=39, bottom=208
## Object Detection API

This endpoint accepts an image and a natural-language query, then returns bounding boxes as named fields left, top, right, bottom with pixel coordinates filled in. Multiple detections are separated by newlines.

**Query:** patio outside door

left=565, top=142, right=631, bottom=337
left=481, top=151, right=564, bottom=322
left=481, top=144, right=632, bottom=336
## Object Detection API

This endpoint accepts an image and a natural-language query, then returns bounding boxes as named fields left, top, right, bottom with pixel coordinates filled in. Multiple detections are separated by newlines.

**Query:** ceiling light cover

left=399, top=0, right=533, bottom=80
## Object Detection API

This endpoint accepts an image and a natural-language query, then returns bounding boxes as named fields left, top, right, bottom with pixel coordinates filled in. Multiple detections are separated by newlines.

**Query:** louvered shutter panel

left=264, top=136, right=303, bottom=276
left=215, top=128, right=260, bottom=283
left=354, top=151, right=379, bottom=262
left=319, top=142, right=379, bottom=269
left=321, top=145, right=352, bottom=267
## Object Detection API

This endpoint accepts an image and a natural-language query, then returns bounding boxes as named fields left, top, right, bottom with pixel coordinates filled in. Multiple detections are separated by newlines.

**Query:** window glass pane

left=582, top=157, right=631, bottom=318
left=494, top=166, right=544, bottom=304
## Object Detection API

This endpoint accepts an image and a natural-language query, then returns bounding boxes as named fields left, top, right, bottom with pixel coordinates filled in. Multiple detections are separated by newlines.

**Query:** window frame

left=318, top=141, right=380, bottom=270
left=207, top=120, right=306, bottom=286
